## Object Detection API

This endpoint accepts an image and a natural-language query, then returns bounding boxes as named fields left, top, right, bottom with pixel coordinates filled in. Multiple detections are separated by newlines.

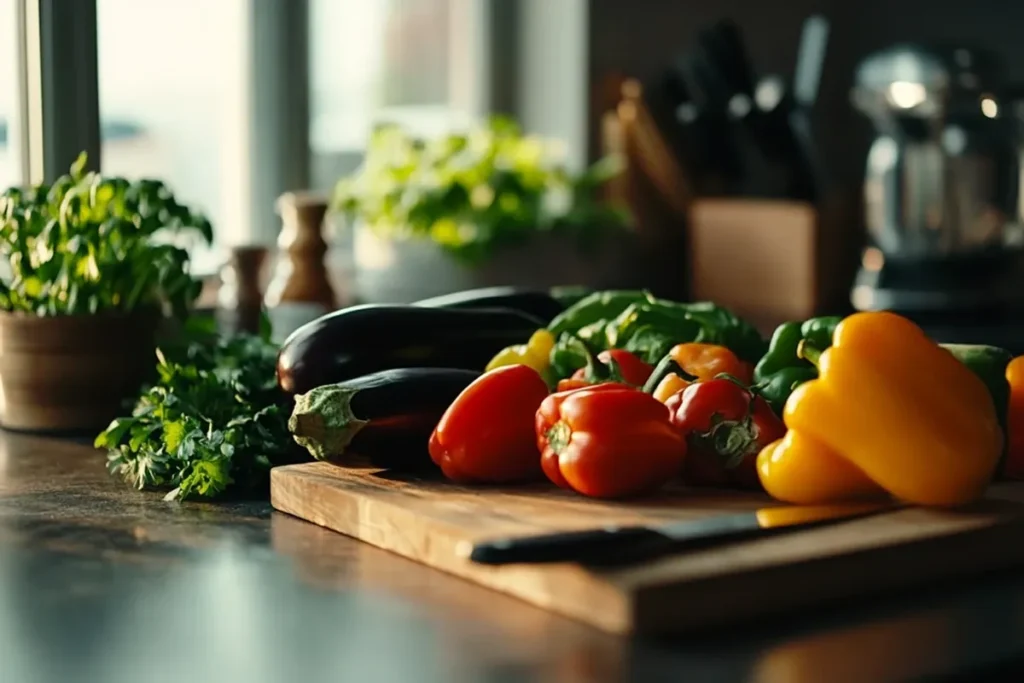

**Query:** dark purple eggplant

left=414, top=286, right=566, bottom=324
left=277, top=304, right=541, bottom=395
left=288, top=367, right=480, bottom=470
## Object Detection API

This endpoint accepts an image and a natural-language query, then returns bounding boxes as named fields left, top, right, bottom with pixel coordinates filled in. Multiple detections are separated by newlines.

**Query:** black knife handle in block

left=469, top=526, right=667, bottom=566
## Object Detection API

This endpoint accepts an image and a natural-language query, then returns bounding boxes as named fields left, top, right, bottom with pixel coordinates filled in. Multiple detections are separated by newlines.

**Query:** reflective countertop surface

left=2, top=430, right=1024, bottom=683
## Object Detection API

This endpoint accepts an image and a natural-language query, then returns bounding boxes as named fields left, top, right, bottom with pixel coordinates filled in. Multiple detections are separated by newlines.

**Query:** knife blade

left=463, top=502, right=895, bottom=566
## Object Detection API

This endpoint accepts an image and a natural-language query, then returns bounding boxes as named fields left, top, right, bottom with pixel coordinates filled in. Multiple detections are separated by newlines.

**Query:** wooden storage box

left=689, top=196, right=855, bottom=333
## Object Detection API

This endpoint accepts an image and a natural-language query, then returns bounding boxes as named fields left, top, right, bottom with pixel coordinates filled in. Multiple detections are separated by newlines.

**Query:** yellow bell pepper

left=758, top=429, right=886, bottom=504
left=758, top=311, right=1002, bottom=507
left=485, top=329, right=555, bottom=376
left=652, top=372, right=691, bottom=403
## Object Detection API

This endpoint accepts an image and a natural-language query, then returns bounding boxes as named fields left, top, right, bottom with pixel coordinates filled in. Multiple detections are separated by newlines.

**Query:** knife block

left=688, top=196, right=855, bottom=333
left=598, top=77, right=692, bottom=300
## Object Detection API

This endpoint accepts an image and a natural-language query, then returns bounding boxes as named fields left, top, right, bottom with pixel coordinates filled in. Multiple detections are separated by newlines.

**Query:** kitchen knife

left=787, top=14, right=831, bottom=200
left=464, top=502, right=895, bottom=566
left=701, top=19, right=758, bottom=96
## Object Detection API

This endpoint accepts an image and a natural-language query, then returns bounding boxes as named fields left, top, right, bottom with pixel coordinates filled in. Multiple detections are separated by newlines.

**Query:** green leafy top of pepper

left=752, top=316, right=841, bottom=415
left=545, top=289, right=766, bottom=380
left=547, top=289, right=649, bottom=337
left=551, top=334, right=629, bottom=385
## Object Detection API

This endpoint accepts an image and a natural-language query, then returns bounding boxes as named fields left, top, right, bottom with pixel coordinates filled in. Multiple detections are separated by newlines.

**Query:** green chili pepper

left=753, top=316, right=841, bottom=414
left=546, top=290, right=650, bottom=336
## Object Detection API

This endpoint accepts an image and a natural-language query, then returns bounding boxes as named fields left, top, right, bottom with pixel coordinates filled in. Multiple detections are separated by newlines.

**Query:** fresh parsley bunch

left=0, top=152, right=212, bottom=317
left=95, top=318, right=305, bottom=501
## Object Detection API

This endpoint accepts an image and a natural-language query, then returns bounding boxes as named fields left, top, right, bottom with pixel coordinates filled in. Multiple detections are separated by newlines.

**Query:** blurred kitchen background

left=3, top=0, right=1024, bottom=348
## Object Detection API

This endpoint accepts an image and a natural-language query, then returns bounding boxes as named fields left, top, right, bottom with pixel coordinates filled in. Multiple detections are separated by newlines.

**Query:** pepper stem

left=643, top=356, right=695, bottom=393
left=545, top=421, right=572, bottom=455
left=796, top=340, right=823, bottom=369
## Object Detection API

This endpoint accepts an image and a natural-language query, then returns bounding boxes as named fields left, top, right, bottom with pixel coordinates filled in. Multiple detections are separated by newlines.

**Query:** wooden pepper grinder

left=216, top=245, right=269, bottom=336
left=264, top=191, right=337, bottom=343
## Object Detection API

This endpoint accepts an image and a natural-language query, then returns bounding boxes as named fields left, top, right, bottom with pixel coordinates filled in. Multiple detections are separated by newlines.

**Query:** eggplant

left=413, top=286, right=566, bottom=324
left=277, top=304, right=541, bottom=395
left=288, top=368, right=480, bottom=469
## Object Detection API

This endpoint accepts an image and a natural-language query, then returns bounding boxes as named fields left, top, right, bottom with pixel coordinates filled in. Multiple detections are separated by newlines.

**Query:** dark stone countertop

left=2, top=430, right=1024, bottom=683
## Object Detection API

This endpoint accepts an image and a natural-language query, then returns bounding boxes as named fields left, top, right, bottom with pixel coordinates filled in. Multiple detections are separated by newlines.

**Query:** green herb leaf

left=170, top=458, right=234, bottom=502
left=332, top=116, right=629, bottom=265
left=0, top=152, right=209, bottom=317
left=96, top=319, right=303, bottom=501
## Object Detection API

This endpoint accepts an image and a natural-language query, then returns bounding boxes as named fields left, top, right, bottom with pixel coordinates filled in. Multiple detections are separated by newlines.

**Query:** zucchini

left=414, top=286, right=566, bottom=324
left=277, top=304, right=542, bottom=395
left=288, top=368, right=480, bottom=469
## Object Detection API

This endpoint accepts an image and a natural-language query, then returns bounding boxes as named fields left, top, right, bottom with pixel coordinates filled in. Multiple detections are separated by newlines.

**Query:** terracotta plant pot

left=0, top=311, right=160, bottom=433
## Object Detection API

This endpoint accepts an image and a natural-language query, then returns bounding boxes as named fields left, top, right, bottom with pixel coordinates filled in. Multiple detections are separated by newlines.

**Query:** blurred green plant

left=331, top=116, right=630, bottom=264
left=0, top=152, right=213, bottom=318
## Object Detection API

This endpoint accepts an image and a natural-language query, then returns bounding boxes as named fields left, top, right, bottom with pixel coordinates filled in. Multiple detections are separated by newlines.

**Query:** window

left=0, top=0, right=26, bottom=191
left=309, top=0, right=479, bottom=190
left=96, top=0, right=248, bottom=264
left=12, top=0, right=500, bottom=259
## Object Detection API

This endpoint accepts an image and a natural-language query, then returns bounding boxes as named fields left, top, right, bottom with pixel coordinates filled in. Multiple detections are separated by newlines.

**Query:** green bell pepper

left=939, top=344, right=1012, bottom=420
left=753, top=316, right=842, bottom=415
left=940, top=344, right=1012, bottom=475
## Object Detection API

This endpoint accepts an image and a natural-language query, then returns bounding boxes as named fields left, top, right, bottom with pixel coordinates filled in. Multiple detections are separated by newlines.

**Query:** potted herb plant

left=332, top=116, right=633, bottom=303
left=0, top=153, right=212, bottom=432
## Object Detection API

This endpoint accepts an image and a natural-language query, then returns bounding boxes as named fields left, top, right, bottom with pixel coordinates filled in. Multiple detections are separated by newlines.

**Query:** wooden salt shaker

left=264, top=191, right=337, bottom=342
left=216, top=245, right=269, bottom=336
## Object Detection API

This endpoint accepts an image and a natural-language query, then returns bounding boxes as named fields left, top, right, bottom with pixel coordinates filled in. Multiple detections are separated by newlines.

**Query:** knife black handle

left=469, top=526, right=668, bottom=566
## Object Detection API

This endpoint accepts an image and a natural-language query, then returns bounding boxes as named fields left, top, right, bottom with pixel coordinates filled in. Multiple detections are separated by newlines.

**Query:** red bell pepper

left=665, top=377, right=786, bottom=489
left=536, top=383, right=686, bottom=498
left=429, top=365, right=550, bottom=483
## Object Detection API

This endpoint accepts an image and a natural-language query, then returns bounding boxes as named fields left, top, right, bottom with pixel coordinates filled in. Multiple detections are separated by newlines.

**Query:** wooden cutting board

left=270, top=462, right=1024, bottom=635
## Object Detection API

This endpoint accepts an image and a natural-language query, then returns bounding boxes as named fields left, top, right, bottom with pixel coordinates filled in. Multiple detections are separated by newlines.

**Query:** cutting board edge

left=629, top=514, right=1024, bottom=635
left=270, top=465, right=637, bottom=634
left=269, top=463, right=1024, bottom=637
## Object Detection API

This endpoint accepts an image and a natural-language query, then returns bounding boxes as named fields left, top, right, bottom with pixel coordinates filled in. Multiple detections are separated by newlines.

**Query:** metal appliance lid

left=855, top=45, right=950, bottom=92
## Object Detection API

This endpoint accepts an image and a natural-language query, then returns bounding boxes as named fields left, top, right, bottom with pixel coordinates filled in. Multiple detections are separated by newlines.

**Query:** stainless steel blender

left=849, top=44, right=1023, bottom=320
